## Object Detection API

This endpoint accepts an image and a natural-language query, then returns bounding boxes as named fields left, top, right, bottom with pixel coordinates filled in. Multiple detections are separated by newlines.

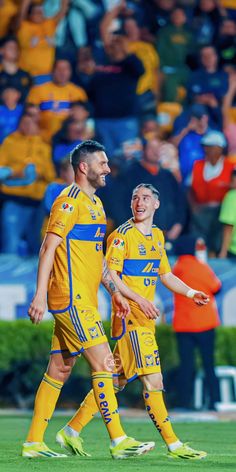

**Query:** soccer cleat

left=56, top=429, right=91, bottom=456
left=167, top=443, right=207, bottom=460
left=110, top=436, right=155, bottom=459
left=22, top=441, right=67, bottom=458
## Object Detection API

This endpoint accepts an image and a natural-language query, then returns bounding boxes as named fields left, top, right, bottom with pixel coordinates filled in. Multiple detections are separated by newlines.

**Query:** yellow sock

left=143, top=390, right=178, bottom=445
left=27, top=373, right=63, bottom=442
left=92, top=371, right=125, bottom=440
left=68, top=389, right=98, bottom=432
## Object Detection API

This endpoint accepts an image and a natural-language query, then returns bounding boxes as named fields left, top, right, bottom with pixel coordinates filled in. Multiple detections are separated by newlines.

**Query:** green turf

left=0, top=416, right=235, bottom=472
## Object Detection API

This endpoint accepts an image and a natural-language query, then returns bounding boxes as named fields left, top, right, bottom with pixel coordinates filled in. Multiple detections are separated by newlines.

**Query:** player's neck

left=74, top=178, right=96, bottom=200
left=133, top=219, right=153, bottom=237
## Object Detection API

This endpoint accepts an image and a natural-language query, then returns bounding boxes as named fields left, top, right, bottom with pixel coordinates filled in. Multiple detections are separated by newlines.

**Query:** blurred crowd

left=0, top=0, right=236, bottom=258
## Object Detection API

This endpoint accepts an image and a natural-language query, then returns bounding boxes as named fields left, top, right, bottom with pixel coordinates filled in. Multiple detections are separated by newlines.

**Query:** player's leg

left=141, top=372, right=206, bottom=459
left=83, top=341, right=155, bottom=459
left=22, top=352, right=75, bottom=458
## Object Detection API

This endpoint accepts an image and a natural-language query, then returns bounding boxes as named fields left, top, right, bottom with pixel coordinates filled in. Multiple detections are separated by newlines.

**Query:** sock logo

left=99, top=400, right=112, bottom=424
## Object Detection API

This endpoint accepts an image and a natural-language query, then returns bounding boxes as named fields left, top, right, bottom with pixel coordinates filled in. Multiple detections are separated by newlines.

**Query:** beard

left=87, top=169, right=106, bottom=189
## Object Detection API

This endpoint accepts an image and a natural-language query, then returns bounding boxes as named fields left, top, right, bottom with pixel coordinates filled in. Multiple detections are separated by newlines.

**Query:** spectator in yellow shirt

left=0, top=0, right=18, bottom=39
left=0, top=113, right=55, bottom=254
left=16, top=0, right=69, bottom=83
left=27, top=58, right=88, bottom=141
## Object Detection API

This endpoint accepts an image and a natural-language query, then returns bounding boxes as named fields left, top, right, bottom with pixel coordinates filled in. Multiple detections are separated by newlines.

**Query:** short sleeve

left=106, top=231, right=126, bottom=273
left=46, top=195, right=78, bottom=238
left=157, top=230, right=171, bottom=275
left=219, top=191, right=236, bottom=225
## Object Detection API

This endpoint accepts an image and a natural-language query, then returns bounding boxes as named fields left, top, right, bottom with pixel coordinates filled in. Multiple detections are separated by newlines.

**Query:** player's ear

left=154, top=199, right=160, bottom=210
left=79, top=161, right=88, bottom=175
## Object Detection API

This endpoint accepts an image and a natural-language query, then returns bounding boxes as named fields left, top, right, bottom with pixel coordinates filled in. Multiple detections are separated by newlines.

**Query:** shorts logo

left=112, top=238, right=125, bottom=249
left=81, top=310, right=95, bottom=321
left=61, top=202, right=74, bottom=213
left=138, top=244, right=146, bottom=255
left=88, top=326, right=99, bottom=339
left=145, top=355, right=154, bottom=367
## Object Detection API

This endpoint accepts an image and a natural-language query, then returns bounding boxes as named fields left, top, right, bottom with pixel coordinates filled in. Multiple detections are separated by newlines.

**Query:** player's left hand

left=112, top=292, right=131, bottom=318
left=192, top=291, right=210, bottom=306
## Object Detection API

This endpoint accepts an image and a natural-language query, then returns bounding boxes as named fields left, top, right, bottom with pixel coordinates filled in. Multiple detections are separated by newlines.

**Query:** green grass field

left=0, top=416, right=235, bottom=472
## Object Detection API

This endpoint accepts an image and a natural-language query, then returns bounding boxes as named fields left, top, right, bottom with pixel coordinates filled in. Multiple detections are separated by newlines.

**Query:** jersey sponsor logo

left=88, top=326, right=99, bottom=339
left=144, top=278, right=156, bottom=286
left=110, top=256, right=122, bottom=265
left=138, top=244, right=146, bottom=255
left=96, top=243, right=103, bottom=251
left=54, top=220, right=65, bottom=229
left=87, top=205, right=97, bottom=220
left=145, top=354, right=155, bottom=367
left=61, top=202, right=74, bottom=213
left=151, top=245, right=156, bottom=251
left=95, top=226, right=105, bottom=238
left=112, top=238, right=125, bottom=249
left=142, top=262, right=158, bottom=274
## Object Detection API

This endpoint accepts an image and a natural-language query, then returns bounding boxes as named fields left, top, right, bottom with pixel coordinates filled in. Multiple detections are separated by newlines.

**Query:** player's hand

left=28, top=294, right=47, bottom=324
left=112, top=292, right=130, bottom=318
left=136, top=295, right=160, bottom=319
left=192, top=291, right=210, bottom=306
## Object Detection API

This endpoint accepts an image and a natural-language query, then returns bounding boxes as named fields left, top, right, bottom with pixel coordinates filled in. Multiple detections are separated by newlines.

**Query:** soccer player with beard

left=58, top=183, right=209, bottom=460
left=22, top=141, right=155, bottom=459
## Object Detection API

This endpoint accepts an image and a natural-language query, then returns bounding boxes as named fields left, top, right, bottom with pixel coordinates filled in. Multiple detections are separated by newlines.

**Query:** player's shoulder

left=152, top=224, right=165, bottom=241
left=52, top=184, right=81, bottom=207
left=116, top=219, right=134, bottom=236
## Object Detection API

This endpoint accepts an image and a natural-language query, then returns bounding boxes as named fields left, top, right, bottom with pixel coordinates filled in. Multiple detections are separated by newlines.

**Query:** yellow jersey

left=27, top=81, right=88, bottom=140
left=17, top=19, right=57, bottom=76
left=46, top=184, right=106, bottom=313
left=106, top=219, right=171, bottom=336
left=127, top=41, right=159, bottom=95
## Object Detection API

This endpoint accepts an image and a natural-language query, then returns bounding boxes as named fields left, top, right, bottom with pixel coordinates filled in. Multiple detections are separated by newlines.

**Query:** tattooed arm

left=102, top=257, right=130, bottom=317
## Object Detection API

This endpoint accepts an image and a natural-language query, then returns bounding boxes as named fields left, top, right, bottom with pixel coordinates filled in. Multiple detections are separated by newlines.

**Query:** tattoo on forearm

left=102, top=258, right=119, bottom=295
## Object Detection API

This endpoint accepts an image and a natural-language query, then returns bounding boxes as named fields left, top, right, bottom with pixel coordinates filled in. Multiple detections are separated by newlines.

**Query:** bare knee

left=47, top=356, right=75, bottom=383
left=141, top=373, right=163, bottom=391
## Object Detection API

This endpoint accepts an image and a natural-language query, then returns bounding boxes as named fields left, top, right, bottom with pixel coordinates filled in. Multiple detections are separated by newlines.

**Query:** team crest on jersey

left=138, top=244, right=146, bottom=255
left=96, top=243, right=103, bottom=251
left=61, top=202, right=74, bottom=213
left=145, top=355, right=155, bottom=367
left=88, top=326, right=99, bottom=339
left=112, top=238, right=125, bottom=249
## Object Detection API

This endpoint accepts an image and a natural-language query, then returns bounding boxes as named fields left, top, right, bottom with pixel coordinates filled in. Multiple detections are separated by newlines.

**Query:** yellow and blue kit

left=47, top=184, right=108, bottom=356
left=106, top=219, right=171, bottom=381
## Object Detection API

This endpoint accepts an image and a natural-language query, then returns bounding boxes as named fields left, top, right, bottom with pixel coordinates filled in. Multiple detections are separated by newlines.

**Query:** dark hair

left=132, top=183, right=160, bottom=200
left=70, top=140, right=105, bottom=173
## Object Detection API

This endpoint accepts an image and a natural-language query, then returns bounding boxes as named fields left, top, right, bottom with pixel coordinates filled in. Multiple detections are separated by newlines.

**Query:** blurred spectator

left=105, top=137, right=188, bottom=240
left=0, top=36, right=32, bottom=102
left=123, top=15, right=159, bottom=115
left=0, top=0, right=18, bottom=39
left=217, top=18, right=236, bottom=73
left=156, top=7, right=193, bottom=102
left=218, top=168, right=236, bottom=259
left=24, top=102, right=41, bottom=125
left=220, top=0, right=236, bottom=21
left=171, top=104, right=209, bottom=184
left=0, top=114, right=55, bottom=255
left=143, top=0, right=177, bottom=41
left=52, top=118, right=84, bottom=172
left=68, top=101, right=94, bottom=139
left=78, top=28, right=144, bottom=159
left=172, top=234, right=221, bottom=410
left=140, top=116, right=181, bottom=182
left=27, top=58, right=87, bottom=141
left=192, top=0, right=223, bottom=50
left=0, top=87, right=23, bottom=143
left=44, top=0, right=103, bottom=50
left=189, top=130, right=233, bottom=255
left=223, top=74, right=236, bottom=158
left=187, top=45, right=228, bottom=128
left=43, top=155, right=74, bottom=215
left=16, top=0, right=69, bottom=83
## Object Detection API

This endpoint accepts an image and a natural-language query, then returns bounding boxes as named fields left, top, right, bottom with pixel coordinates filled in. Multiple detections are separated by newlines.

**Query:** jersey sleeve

left=46, top=194, right=78, bottom=238
left=157, top=230, right=171, bottom=275
left=106, top=231, right=126, bottom=273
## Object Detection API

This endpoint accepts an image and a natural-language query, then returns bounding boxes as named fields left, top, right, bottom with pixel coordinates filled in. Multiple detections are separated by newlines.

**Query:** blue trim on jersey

left=118, top=223, right=133, bottom=234
left=123, top=259, right=160, bottom=277
left=68, top=185, right=80, bottom=198
left=129, top=330, right=143, bottom=368
left=40, top=100, right=70, bottom=112
left=111, top=318, right=126, bottom=340
left=68, top=223, right=106, bottom=242
left=127, top=373, right=139, bottom=383
left=67, top=236, right=73, bottom=306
